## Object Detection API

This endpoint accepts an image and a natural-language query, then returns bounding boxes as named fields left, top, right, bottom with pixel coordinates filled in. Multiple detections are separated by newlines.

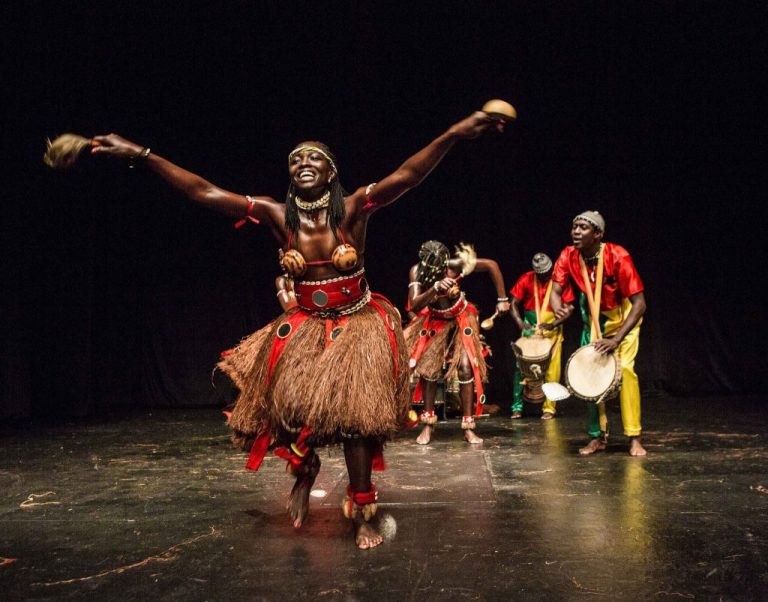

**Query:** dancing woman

left=86, top=110, right=504, bottom=549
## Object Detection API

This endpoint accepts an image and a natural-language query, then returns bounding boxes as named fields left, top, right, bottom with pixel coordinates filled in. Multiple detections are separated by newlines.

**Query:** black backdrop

left=3, top=2, right=767, bottom=420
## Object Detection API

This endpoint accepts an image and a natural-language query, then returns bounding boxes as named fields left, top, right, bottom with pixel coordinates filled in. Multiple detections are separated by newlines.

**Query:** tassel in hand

left=43, top=133, right=92, bottom=169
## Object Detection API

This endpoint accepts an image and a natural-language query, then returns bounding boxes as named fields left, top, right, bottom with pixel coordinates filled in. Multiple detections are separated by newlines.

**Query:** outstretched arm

left=473, top=258, right=510, bottom=315
left=361, top=111, right=505, bottom=211
left=90, top=134, right=283, bottom=228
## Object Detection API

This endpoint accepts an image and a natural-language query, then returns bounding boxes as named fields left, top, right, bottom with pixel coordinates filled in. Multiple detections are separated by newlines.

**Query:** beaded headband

left=288, top=145, right=338, bottom=174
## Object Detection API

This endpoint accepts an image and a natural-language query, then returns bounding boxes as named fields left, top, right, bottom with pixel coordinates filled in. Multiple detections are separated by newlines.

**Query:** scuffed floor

left=1, top=395, right=767, bottom=600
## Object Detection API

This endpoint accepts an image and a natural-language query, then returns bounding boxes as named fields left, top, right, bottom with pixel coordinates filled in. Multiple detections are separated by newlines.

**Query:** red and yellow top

left=552, top=243, right=643, bottom=311
left=510, top=271, right=574, bottom=312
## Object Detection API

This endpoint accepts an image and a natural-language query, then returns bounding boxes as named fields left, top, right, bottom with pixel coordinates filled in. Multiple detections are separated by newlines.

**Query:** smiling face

left=288, top=142, right=336, bottom=196
left=571, top=219, right=603, bottom=253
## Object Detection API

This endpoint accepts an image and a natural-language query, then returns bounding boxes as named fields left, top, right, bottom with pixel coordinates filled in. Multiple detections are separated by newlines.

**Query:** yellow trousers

left=586, top=299, right=642, bottom=438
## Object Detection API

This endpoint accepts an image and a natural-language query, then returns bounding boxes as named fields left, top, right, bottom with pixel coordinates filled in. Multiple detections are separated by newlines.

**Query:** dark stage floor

left=1, top=395, right=767, bottom=601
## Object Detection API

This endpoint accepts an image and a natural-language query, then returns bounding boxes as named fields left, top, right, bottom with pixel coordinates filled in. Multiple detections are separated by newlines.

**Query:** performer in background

left=550, top=211, right=647, bottom=456
left=86, top=110, right=505, bottom=549
left=405, top=241, right=509, bottom=445
left=509, top=253, right=574, bottom=419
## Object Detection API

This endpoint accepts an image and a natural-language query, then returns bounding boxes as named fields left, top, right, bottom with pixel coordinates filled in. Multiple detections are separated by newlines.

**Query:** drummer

left=550, top=211, right=647, bottom=456
left=509, top=253, right=575, bottom=420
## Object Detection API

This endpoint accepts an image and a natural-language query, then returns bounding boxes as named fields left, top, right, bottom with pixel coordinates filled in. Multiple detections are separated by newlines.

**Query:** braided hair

left=284, top=142, right=347, bottom=238
left=416, top=240, right=450, bottom=288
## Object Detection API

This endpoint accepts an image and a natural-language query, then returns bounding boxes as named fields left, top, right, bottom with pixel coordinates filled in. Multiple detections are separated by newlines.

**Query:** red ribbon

left=245, top=430, right=271, bottom=471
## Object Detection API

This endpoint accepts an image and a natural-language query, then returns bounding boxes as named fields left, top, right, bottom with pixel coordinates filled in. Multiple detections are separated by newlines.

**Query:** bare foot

left=464, top=429, right=483, bottom=444
left=578, top=438, right=606, bottom=455
left=629, top=436, right=647, bottom=456
left=287, top=453, right=320, bottom=528
left=416, top=425, right=433, bottom=445
left=510, top=411, right=522, bottom=420
left=354, top=516, right=383, bottom=550
left=541, top=413, right=554, bottom=420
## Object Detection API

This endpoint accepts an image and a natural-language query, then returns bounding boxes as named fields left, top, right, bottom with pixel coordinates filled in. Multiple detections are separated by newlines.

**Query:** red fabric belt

left=294, top=273, right=367, bottom=311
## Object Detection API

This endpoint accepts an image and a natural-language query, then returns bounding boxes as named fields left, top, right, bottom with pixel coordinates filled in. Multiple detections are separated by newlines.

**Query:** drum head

left=566, top=345, right=618, bottom=400
left=514, top=335, right=554, bottom=359
left=542, top=381, right=570, bottom=401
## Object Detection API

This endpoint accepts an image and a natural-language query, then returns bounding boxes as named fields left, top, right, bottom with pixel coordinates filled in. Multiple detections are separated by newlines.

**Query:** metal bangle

left=128, top=147, right=151, bottom=169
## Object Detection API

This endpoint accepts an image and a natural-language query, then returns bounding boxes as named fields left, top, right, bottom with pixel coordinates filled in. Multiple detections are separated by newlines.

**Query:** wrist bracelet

left=129, top=147, right=151, bottom=169
left=497, top=297, right=509, bottom=302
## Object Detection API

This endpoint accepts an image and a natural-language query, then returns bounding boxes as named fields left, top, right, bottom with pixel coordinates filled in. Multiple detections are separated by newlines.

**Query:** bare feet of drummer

left=578, top=437, right=607, bottom=455
left=354, top=516, right=383, bottom=550
left=464, top=429, right=483, bottom=444
left=416, top=425, right=433, bottom=445
left=628, top=436, right=647, bottom=456
left=511, top=411, right=523, bottom=420
left=541, top=412, right=554, bottom=420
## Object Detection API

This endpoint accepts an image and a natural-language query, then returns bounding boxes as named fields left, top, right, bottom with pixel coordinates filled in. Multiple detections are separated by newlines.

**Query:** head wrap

left=573, top=210, right=605, bottom=233
left=288, top=145, right=338, bottom=174
left=531, top=252, right=552, bottom=274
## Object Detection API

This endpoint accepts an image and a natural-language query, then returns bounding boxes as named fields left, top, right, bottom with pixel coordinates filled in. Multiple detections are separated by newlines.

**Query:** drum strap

left=578, top=245, right=605, bottom=342
left=533, top=278, right=554, bottom=326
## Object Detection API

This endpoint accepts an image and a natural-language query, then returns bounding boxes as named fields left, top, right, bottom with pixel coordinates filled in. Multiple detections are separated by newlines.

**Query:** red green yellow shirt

left=552, top=243, right=644, bottom=311
left=510, top=271, right=574, bottom=312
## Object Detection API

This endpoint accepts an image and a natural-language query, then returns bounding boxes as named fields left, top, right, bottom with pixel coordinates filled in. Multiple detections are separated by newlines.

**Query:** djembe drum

left=564, top=344, right=622, bottom=404
left=511, top=335, right=555, bottom=403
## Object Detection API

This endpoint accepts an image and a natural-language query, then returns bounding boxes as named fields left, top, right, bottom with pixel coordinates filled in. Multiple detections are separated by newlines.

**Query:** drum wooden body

left=565, top=344, right=622, bottom=403
left=511, top=335, right=555, bottom=403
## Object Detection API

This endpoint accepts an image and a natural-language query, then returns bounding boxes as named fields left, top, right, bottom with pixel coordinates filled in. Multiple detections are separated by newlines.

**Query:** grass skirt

left=219, top=297, right=410, bottom=447
left=404, top=308, right=488, bottom=383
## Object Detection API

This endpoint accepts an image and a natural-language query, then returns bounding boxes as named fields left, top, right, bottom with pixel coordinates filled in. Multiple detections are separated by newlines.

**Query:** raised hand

left=448, top=111, right=506, bottom=139
left=89, top=134, right=145, bottom=160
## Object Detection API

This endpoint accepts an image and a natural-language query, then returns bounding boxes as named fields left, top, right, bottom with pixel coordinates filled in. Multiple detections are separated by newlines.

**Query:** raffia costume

left=219, top=193, right=411, bottom=488
left=404, top=288, right=488, bottom=419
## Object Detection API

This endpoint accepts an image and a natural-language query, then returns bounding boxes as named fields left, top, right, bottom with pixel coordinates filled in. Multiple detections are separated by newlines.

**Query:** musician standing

left=509, top=253, right=575, bottom=420
left=550, top=211, right=647, bottom=456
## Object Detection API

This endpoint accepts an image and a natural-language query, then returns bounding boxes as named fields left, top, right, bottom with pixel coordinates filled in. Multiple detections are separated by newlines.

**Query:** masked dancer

left=405, top=241, right=510, bottom=445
